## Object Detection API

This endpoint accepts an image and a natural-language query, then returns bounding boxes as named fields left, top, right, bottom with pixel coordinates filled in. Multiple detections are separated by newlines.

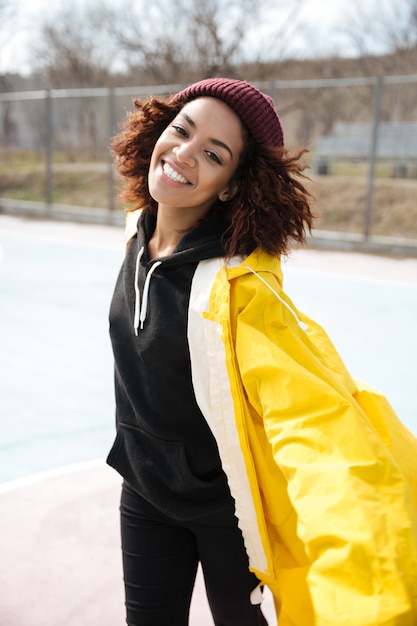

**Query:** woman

left=107, top=78, right=417, bottom=626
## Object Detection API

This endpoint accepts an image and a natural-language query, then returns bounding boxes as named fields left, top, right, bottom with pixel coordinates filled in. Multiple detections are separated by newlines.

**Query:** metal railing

left=1, top=75, right=417, bottom=254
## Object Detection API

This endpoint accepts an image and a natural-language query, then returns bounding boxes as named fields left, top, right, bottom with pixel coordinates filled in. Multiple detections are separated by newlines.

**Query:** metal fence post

left=45, top=90, right=53, bottom=214
left=107, top=87, right=116, bottom=220
left=364, top=77, right=383, bottom=240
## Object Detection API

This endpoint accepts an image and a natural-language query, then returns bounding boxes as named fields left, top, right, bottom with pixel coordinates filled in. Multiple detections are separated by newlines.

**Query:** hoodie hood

left=128, top=208, right=227, bottom=264
left=132, top=209, right=227, bottom=334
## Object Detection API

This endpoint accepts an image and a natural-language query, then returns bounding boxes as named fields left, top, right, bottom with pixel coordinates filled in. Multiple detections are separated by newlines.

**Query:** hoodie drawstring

left=139, top=260, right=162, bottom=331
left=244, top=265, right=308, bottom=331
left=133, top=246, right=162, bottom=336
left=133, top=246, right=144, bottom=335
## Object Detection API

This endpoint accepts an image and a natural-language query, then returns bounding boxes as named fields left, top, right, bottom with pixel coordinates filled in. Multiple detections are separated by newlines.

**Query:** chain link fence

left=1, top=75, right=417, bottom=253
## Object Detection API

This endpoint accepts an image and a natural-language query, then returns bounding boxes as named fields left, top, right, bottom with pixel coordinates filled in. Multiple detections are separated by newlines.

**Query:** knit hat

left=172, top=77, right=284, bottom=148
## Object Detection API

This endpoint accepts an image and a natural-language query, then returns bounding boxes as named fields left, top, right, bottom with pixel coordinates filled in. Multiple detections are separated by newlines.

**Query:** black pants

left=120, top=481, right=268, bottom=626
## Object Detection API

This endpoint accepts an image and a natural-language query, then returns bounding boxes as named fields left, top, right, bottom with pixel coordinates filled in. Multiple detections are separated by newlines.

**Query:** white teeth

left=163, top=162, right=188, bottom=184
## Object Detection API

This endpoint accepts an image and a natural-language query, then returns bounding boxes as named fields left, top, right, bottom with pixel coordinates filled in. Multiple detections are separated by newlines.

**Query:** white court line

left=0, top=458, right=108, bottom=494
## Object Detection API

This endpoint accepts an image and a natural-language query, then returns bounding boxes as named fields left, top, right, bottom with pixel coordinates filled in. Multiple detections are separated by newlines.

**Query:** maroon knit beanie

left=172, top=77, right=284, bottom=148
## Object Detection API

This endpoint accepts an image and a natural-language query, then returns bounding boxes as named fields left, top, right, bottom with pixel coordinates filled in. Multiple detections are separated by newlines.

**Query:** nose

left=173, top=142, right=196, bottom=167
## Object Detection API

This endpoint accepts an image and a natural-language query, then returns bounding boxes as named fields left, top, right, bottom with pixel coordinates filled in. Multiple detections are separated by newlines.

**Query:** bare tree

left=21, top=0, right=315, bottom=86
left=337, top=0, right=417, bottom=126
left=28, top=1, right=124, bottom=160
left=341, top=0, right=417, bottom=75
left=32, top=1, right=119, bottom=87
left=0, top=0, right=16, bottom=79
left=108, top=0, right=307, bottom=84
left=0, top=0, right=17, bottom=160
left=185, top=0, right=265, bottom=76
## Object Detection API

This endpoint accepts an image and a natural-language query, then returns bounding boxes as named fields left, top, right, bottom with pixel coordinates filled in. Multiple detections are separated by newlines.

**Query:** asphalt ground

left=1, top=214, right=416, bottom=625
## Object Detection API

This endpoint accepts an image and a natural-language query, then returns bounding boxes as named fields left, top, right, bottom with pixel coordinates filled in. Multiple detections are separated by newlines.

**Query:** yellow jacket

left=187, top=248, right=417, bottom=625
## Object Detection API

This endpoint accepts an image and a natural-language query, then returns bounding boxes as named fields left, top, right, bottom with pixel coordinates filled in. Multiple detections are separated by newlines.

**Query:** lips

left=162, top=161, right=189, bottom=184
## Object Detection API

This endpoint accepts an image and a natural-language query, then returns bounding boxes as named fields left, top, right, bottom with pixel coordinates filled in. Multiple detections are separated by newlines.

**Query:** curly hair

left=111, top=96, right=315, bottom=257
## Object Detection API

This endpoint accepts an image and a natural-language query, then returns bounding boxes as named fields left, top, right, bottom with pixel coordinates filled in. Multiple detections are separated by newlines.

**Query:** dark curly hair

left=111, top=95, right=315, bottom=257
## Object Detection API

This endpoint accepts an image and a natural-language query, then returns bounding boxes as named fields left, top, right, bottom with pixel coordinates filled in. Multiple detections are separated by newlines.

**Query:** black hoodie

left=107, top=210, right=233, bottom=519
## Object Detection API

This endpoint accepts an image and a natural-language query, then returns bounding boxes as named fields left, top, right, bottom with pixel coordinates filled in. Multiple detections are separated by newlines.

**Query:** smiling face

left=148, top=97, right=245, bottom=220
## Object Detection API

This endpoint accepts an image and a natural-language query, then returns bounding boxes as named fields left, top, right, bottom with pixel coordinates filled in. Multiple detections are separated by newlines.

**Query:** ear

left=218, top=183, right=238, bottom=202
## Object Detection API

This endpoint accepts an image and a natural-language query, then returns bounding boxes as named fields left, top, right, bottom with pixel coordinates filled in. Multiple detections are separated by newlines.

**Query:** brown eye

left=205, top=150, right=221, bottom=164
left=172, top=125, right=188, bottom=138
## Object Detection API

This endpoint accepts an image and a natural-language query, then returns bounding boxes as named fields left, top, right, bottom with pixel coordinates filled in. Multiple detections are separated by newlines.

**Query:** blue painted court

left=1, top=216, right=416, bottom=484
left=0, top=215, right=416, bottom=626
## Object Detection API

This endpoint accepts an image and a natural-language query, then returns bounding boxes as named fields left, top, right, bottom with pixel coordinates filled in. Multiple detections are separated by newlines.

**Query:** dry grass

left=1, top=163, right=417, bottom=240
left=0, top=164, right=124, bottom=211
left=306, top=175, right=417, bottom=239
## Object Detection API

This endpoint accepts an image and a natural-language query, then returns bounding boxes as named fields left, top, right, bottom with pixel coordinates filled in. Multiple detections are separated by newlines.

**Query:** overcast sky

left=1, top=0, right=383, bottom=75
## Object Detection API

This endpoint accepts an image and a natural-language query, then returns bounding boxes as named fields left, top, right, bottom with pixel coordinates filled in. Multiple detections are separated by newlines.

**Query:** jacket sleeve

left=231, top=273, right=417, bottom=626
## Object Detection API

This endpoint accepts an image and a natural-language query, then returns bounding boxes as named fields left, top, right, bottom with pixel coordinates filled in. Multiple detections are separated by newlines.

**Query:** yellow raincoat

left=186, top=248, right=417, bottom=626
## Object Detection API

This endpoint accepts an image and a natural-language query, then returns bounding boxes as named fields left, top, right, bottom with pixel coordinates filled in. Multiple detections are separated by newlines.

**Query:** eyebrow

left=180, top=112, right=234, bottom=159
